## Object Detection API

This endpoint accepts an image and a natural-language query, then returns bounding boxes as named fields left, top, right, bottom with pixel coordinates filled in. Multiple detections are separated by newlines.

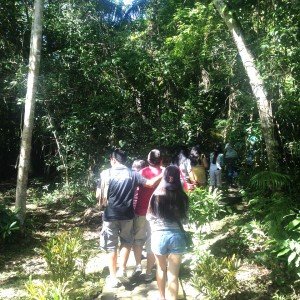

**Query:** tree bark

left=213, top=0, right=279, bottom=171
left=16, top=0, right=44, bottom=226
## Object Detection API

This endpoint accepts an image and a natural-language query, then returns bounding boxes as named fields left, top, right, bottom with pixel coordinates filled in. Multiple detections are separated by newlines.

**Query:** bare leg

left=155, top=254, right=168, bottom=300
left=146, top=252, right=156, bottom=274
left=146, top=253, right=155, bottom=274
left=133, top=244, right=143, bottom=266
left=119, top=244, right=131, bottom=271
left=108, top=250, right=118, bottom=278
left=167, top=254, right=182, bottom=300
left=145, top=221, right=155, bottom=274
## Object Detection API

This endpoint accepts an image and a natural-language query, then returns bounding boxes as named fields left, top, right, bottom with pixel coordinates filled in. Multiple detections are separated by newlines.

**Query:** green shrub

left=192, top=252, right=240, bottom=299
left=26, top=228, right=102, bottom=299
left=26, top=278, right=71, bottom=300
left=43, top=228, right=89, bottom=282
left=271, top=209, right=300, bottom=278
left=188, top=188, right=224, bottom=227
left=27, top=182, right=97, bottom=210
left=239, top=220, right=268, bottom=253
left=247, top=191, right=300, bottom=283
left=0, top=204, right=19, bottom=241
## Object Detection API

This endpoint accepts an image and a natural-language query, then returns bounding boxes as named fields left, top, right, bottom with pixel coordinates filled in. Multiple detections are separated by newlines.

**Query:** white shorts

left=209, top=169, right=222, bottom=187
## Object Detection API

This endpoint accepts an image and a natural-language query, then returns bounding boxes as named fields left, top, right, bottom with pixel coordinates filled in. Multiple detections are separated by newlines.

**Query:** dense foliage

left=1, top=0, right=299, bottom=183
left=1, top=0, right=300, bottom=297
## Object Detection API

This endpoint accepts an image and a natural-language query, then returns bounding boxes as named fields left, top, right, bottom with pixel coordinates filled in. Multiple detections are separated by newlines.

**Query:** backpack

left=96, top=168, right=111, bottom=210
left=225, top=148, right=238, bottom=159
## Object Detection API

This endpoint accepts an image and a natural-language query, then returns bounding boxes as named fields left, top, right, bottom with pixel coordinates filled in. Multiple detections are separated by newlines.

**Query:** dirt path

left=95, top=251, right=199, bottom=300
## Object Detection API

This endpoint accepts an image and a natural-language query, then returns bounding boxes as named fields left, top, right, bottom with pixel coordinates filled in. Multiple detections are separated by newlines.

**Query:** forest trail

left=98, top=251, right=199, bottom=300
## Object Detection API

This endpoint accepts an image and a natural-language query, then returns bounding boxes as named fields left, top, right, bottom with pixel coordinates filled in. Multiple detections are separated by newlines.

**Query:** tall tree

left=15, top=0, right=44, bottom=226
left=213, top=0, right=279, bottom=171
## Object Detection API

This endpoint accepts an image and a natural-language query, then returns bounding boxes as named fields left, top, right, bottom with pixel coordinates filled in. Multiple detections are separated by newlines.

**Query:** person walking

left=177, top=148, right=191, bottom=183
left=188, top=146, right=208, bottom=187
left=131, top=159, right=146, bottom=172
left=97, top=148, right=162, bottom=288
left=147, top=165, right=189, bottom=300
left=224, top=143, right=238, bottom=186
left=132, top=149, right=163, bottom=282
left=209, top=145, right=224, bottom=192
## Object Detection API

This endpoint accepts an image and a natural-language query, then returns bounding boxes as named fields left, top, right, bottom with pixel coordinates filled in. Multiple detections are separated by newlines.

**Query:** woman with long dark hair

left=147, top=165, right=189, bottom=300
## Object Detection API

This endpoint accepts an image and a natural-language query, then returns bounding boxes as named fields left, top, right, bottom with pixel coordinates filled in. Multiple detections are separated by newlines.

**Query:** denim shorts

left=151, top=229, right=186, bottom=255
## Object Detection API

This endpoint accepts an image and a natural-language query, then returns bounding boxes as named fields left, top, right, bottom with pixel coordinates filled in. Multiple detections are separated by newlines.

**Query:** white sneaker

left=132, top=264, right=142, bottom=277
left=116, top=269, right=128, bottom=282
left=105, top=276, right=121, bottom=288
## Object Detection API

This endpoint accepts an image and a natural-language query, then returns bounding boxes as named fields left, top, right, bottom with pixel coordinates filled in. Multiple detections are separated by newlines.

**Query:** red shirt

left=134, top=166, right=163, bottom=216
left=179, top=169, right=189, bottom=191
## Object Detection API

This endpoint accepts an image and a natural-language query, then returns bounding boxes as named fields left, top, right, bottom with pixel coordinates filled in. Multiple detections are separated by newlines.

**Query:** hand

left=187, top=183, right=196, bottom=191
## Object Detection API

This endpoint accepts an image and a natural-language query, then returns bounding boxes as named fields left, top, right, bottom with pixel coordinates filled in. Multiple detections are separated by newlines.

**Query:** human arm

left=96, top=169, right=110, bottom=209
left=95, top=174, right=101, bottom=199
left=96, top=187, right=101, bottom=199
left=201, top=154, right=209, bottom=169
left=143, top=171, right=163, bottom=187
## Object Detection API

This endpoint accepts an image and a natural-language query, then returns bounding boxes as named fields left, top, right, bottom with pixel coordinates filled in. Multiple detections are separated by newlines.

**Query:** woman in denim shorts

left=147, top=165, right=189, bottom=300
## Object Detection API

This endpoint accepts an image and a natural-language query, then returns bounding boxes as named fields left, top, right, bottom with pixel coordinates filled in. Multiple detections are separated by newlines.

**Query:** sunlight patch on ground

left=21, top=256, right=47, bottom=276
left=35, top=230, right=53, bottom=238
left=0, top=287, right=27, bottom=299
left=0, top=270, right=19, bottom=281
left=26, top=204, right=38, bottom=210
left=55, top=209, right=70, bottom=216
left=236, top=263, right=270, bottom=282
left=83, top=229, right=99, bottom=241
left=85, top=253, right=106, bottom=274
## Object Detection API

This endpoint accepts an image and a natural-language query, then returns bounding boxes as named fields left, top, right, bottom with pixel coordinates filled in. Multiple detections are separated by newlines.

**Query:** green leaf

left=286, top=219, right=300, bottom=230
left=276, top=248, right=290, bottom=257
left=288, top=252, right=297, bottom=264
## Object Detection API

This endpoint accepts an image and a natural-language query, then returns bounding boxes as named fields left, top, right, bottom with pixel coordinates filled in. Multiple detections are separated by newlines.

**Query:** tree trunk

left=15, top=0, right=44, bottom=226
left=45, top=109, right=69, bottom=185
left=213, top=0, right=279, bottom=171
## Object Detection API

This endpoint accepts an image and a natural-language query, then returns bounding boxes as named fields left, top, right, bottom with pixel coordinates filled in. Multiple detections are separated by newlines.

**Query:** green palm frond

left=249, top=171, right=291, bottom=192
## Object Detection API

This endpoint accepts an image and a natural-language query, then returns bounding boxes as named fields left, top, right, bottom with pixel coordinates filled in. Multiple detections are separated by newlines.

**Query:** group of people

left=176, top=143, right=238, bottom=190
left=96, top=144, right=238, bottom=300
left=96, top=148, right=188, bottom=300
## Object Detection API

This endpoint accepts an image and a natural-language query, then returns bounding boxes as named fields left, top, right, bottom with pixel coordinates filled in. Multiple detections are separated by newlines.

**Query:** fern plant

left=249, top=171, right=291, bottom=193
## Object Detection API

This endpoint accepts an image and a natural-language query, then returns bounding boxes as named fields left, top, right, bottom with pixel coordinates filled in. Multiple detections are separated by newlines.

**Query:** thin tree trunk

left=16, top=0, right=44, bottom=226
left=46, top=112, right=69, bottom=185
left=213, top=0, right=279, bottom=171
left=224, top=89, right=237, bottom=143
